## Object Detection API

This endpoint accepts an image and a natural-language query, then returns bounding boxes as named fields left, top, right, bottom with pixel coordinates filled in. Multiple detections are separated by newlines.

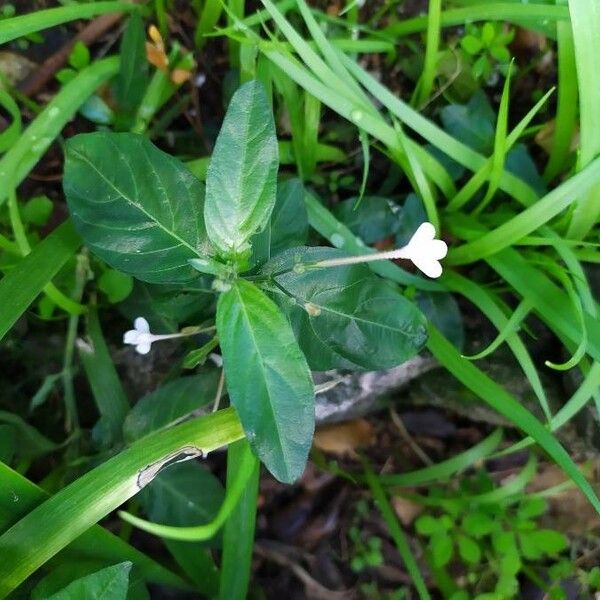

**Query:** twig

left=19, top=12, right=126, bottom=97
left=255, top=542, right=357, bottom=600
left=390, top=408, right=433, bottom=466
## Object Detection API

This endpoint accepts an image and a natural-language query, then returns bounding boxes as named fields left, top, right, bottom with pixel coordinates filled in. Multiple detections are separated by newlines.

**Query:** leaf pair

left=64, top=81, right=276, bottom=283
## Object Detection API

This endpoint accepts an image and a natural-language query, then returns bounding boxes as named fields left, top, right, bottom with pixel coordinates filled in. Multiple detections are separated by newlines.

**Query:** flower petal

left=136, top=341, right=152, bottom=355
left=134, top=317, right=150, bottom=333
left=412, top=256, right=443, bottom=278
left=123, top=330, right=140, bottom=344
left=429, top=239, right=448, bottom=260
left=409, top=222, right=436, bottom=246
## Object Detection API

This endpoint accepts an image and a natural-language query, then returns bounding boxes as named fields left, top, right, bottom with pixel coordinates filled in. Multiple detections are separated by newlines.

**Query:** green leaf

left=45, top=562, right=131, bottom=600
left=440, top=91, right=495, bottom=154
left=0, top=463, right=187, bottom=591
left=64, top=132, right=209, bottom=284
left=0, top=426, right=15, bottom=464
left=462, top=512, right=496, bottom=538
left=519, top=529, right=568, bottom=560
left=218, top=440, right=260, bottom=600
left=333, top=196, right=399, bottom=244
left=21, top=195, right=53, bottom=226
left=270, top=178, right=309, bottom=254
left=205, top=80, right=278, bottom=256
left=79, top=308, right=130, bottom=449
left=98, top=269, right=134, bottom=304
left=517, top=497, right=547, bottom=520
left=0, top=90, right=21, bottom=153
left=461, top=34, right=483, bottom=55
left=415, top=515, right=442, bottom=536
left=119, top=280, right=213, bottom=333
left=0, top=220, right=80, bottom=342
left=0, top=410, right=58, bottom=460
left=68, top=41, right=90, bottom=70
left=262, top=247, right=428, bottom=370
left=0, top=408, right=244, bottom=595
left=123, top=372, right=220, bottom=442
left=416, top=290, right=464, bottom=350
left=0, top=3, right=136, bottom=45
left=115, top=11, right=148, bottom=123
left=457, top=535, right=481, bottom=565
left=31, top=560, right=146, bottom=600
left=430, top=532, right=454, bottom=568
left=140, top=460, right=224, bottom=528
left=216, top=279, right=314, bottom=483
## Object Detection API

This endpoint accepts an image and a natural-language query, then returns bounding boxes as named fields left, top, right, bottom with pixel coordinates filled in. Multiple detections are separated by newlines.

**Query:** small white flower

left=123, top=317, right=155, bottom=355
left=123, top=317, right=214, bottom=355
left=394, top=222, right=448, bottom=278
left=313, top=221, right=448, bottom=278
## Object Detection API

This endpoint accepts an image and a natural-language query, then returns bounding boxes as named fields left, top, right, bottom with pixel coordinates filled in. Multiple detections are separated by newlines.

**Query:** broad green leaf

left=462, top=512, right=496, bottom=538
left=440, top=91, right=495, bottom=154
left=333, top=196, right=399, bottom=244
left=415, top=515, right=440, bottom=536
left=205, top=80, right=278, bottom=255
left=32, top=561, right=149, bottom=600
left=119, top=279, right=214, bottom=333
left=45, top=562, right=131, bottom=600
left=123, top=372, right=220, bottom=442
left=140, top=460, right=224, bottom=528
left=139, top=460, right=223, bottom=591
left=270, top=178, right=309, bottom=254
left=64, top=132, right=209, bottom=284
left=416, top=290, right=464, bottom=350
left=216, top=279, right=314, bottom=483
left=261, top=247, right=428, bottom=370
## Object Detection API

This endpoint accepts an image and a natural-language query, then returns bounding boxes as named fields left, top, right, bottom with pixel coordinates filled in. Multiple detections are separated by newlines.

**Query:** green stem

left=61, top=252, right=89, bottom=433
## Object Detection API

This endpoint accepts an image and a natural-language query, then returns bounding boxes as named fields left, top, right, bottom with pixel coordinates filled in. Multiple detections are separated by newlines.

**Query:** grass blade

left=0, top=408, right=244, bottom=597
left=0, top=2, right=135, bottom=44
left=427, top=325, right=600, bottom=515
left=566, top=0, right=600, bottom=238
left=364, top=461, right=431, bottom=599
left=0, top=57, right=120, bottom=207
left=376, top=429, right=503, bottom=486
left=0, top=221, right=80, bottom=342
left=218, top=439, right=260, bottom=600
left=0, top=464, right=188, bottom=591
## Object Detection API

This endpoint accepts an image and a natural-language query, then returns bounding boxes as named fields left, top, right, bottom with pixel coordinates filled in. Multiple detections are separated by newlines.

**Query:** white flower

left=123, top=317, right=211, bottom=355
left=313, top=221, right=448, bottom=278
left=123, top=317, right=155, bottom=355
left=394, top=222, right=448, bottom=278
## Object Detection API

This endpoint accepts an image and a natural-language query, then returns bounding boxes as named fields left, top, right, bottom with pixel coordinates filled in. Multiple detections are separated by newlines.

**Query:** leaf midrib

left=232, top=283, right=292, bottom=479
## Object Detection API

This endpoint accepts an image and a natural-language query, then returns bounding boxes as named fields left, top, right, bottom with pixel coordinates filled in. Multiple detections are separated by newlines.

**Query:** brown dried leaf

left=313, top=418, right=374, bottom=458
left=391, top=496, right=423, bottom=526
